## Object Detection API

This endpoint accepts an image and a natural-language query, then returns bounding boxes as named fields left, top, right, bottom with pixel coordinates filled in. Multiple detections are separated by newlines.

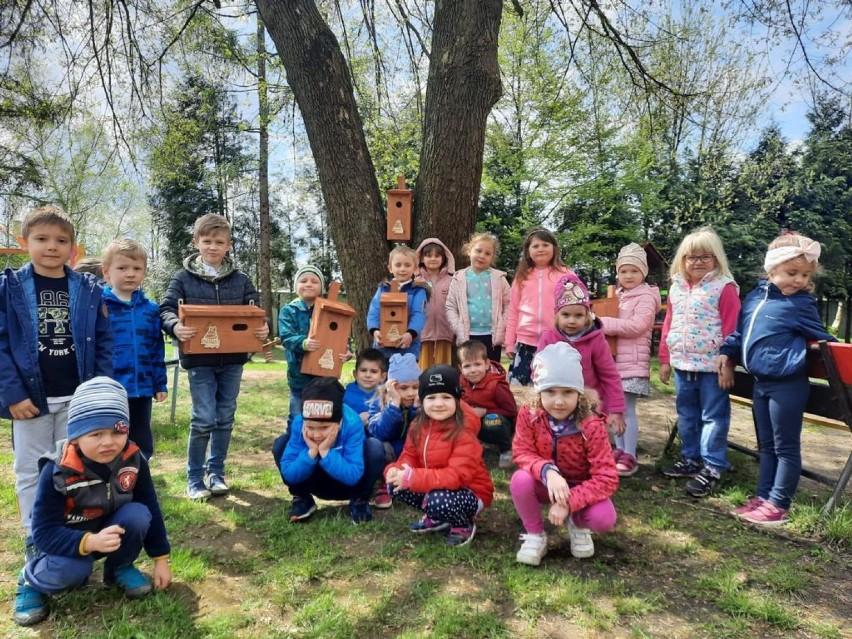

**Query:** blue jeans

left=752, top=374, right=809, bottom=509
left=25, top=502, right=151, bottom=594
left=288, top=386, right=304, bottom=427
left=187, top=364, right=244, bottom=485
left=674, top=369, right=731, bottom=472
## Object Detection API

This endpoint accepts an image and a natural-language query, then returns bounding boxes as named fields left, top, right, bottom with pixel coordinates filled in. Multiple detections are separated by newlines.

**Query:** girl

left=445, top=232, right=511, bottom=363
left=537, top=273, right=626, bottom=434
left=718, top=233, right=833, bottom=526
left=505, top=228, right=572, bottom=385
left=511, top=343, right=619, bottom=565
left=659, top=226, right=741, bottom=498
left=414, top=238, right=455, bottom=370
left=600, top=243, right=662, bottom=476
left=385, top=366, right=494, bottom=547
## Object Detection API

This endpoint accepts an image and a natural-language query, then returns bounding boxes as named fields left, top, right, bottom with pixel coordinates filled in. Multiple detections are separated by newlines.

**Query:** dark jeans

left=469, top=334, right=502, bottom=364
left=128, top=396, right=154, bottom=460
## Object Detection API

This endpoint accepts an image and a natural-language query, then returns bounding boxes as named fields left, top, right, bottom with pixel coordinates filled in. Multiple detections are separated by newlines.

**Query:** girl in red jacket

left=385, top=366, right=494, bottom=547
left=511, top=343, right=619, bottom=566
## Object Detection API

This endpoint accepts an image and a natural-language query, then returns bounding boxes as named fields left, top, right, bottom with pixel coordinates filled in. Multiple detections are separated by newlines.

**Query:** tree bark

left=257, top=15, right=273, bottom=321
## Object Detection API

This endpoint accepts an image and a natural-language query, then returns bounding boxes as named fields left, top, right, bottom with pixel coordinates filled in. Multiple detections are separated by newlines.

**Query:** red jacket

left=460, top=360, right=517, bottom=420
left=385, top=403, right=494, bottom=507
left=512, top=406, right=618, bottom=514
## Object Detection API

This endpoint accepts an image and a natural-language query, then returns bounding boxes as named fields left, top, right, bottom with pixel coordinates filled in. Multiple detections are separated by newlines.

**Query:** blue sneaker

left=289, top=496, right=317, bottom=522
left=14, top=571, right=48, bottom=626
left=409, top=516, right=450, bottom=534
left=187, top=482, right=211, bottom=500
left=349, top=500, right=373, bottom=525
left=104, top=564, right=152, bottom=599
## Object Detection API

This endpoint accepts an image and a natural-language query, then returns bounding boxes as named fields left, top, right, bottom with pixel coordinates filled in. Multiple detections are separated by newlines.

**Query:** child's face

left=422, top=249, right=444, bottom=273
left=105, top=255, right=146, bottom=297
left=769, top=259, right=814, bottom=296
left=528, top=239, right=554, bottom=267
left=556, top=305, right=590, bottom=335
left=469, top=241, right=494, bottom=272
left=540, top=387, right=579, bottom=421
left=302, top=419, right=338, bottom=445
left=75, top=427, right=129, bottom=464
left=354, top=359, right=387, bottom=390
left=683, top=250, right=716, bottom=283
left=617, top=264, right=644, bottom=290
left=422, top=392, right=457, bottom=422
left=460, top=355, right=489, bottom=385
left=193, top=230, right=232, bottom=268
left=396, top=381, right=419, bottom=407
left=22, top=223, right=73, bottom=277
left=389, top=254, right=416, bottom=282
left=296, top=273, right=322, bottom=302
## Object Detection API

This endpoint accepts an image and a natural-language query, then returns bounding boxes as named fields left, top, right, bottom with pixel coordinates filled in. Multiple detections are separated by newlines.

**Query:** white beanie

left=532, top=343, right=585, bottom=394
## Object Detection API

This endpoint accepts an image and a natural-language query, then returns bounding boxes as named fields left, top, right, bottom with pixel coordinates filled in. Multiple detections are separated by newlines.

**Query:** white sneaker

left=516, top=533, right=548, bottom=566
left=567, top=518, right=594, bottom=558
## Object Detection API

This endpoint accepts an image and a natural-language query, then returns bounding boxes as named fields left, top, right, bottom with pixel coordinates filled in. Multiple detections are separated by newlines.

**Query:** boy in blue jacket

left=0, top=205, right=113, bottom=553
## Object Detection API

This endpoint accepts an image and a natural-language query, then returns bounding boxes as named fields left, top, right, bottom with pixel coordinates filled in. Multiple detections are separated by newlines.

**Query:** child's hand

left=398, top=332, right=413, bottom=349
left=360, top=411, right=369, bottom=426
left=372, top=330, right=382, bottom=346
left=718, top=365, right=734, bottom=390
left=255, top=323, right=270, bottom=340
left=174, top=321, right=197, bottom=342
left=85, top=524, right=125, bottom=554
left=506, top=350, right=515, bottom=360
left=387, top=464, right=410, bottom=490
left=153, top=557, right=172, bottom=590
left=340, top=350, right=355, bottom=362
left=608, top=413, right=626, bottom=435
left=658, top=364, right=671, bottom=384
left=303, top=337, right=320, bottom=352
left=385, top=379, right=401, bottom=406
left=545, top=469, right=570, bottom=506
left=548, top=502, right=570, bottom=527
left=385, top=467, right=401, bottom=486
left=715, top=354, right=729, bottom=374
left=10, top=398, right=39, bottom=420
left=154, top=391, right=168, bottom=403
left=303, top=431, right=320, bottom=458
left=317, top=423, right=340, bottom=457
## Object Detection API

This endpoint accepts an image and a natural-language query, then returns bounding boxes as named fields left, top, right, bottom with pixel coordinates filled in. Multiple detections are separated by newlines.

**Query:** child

left=343, top=348, right=388, bottom=426
left=385, top=366, right=494, bottom=547
left=457, top=340, right=517, bottom=468
left=511, top=343, right=618, bottom=565
left=445, top=232, right=511, bottom=363
left=13, top=377, right=171, bottom=626
left=279, top=265, right=325, bottom=424
left=276, top=377, right=385, bottom=525
left=600, top=243, right=662, bottom=476
left=367, top=245, right=428, bottom=360
left=659, top=226, right=741, bottom=498
left=718, top=234, right=833, bottom=525
left=160, top=213, right=269, bottom=500
left=367, top=353, right=421, bottom=507
left=101, top=239, right=168, bottom=460
left=505, top=228, right=572, bottom=385
left=72, top=256, right=104, bottom=280
left=415, top=238, right=455, bottom=369
left=537, top=273, right=626, bottom=433
left=0, top=205, right=113, bottom=553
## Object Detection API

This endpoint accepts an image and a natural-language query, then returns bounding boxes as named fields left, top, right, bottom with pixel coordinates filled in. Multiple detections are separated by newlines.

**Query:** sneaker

left=186, top=482, right=211, bottom=500
left=612, top=448, right=624, bottom=463
left=567, top=518, right=595, bottom=558
left=616, top=453, right=638, bottom=477
left=206, top=474, right=229, bottom=496
left=372, top=485, right=393, bottom=509
left=104, top=564, right=152, bottom=599
left=730, top=496, right=765, bottom=517
left=289, top=496, right=317, bottom=522
left=499, top=451, right=514, bottom=469
left=349, top=499, right=373, bottom=525
left=516, top=532, right=548, bottom=566
left=662, top=457, right=702, bottom=478
left=409, top=515, right=450, bottom=534
left=685, top=466, right=720, bottom=498
left=739, top=501, right=789, bottom=527
left=445, top=524, right=476, bottom=547
left=13, top=571, right=47, bottom=626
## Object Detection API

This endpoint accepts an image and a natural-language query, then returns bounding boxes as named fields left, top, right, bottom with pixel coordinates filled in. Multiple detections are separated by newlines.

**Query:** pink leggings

left=510, top=469, right=617, bottom=534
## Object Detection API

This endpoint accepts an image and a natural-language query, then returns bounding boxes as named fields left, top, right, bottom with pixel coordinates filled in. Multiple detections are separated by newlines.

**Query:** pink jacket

left=537, top=322, right=626, bottom=414
left=505, top=266, right=572, bottom=349
left=415, top=238, right=455, bottom=342
left=600, top=283, right=662, bottom=379
left=445, top=267, right=511, bottom=345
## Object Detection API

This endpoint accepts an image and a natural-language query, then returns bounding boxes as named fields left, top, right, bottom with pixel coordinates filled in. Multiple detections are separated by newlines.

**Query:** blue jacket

left=0, top=263, right=113, bottom=418
left=280, top=405, right=365, bottom=486
left=720, top=279, right=835, bottom=378
left=278, top=298, right=316, bottom=391
left=367, top=401, right=418, bottom=457
left=343, top=381, right=378, bottom=417
left=366, top=279, right=428, bottom=359
left=103, top=287, right=168, bottom=398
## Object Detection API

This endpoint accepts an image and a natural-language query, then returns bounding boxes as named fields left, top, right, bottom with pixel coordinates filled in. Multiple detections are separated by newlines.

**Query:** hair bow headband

left=763, top=237, right=821, bottom=273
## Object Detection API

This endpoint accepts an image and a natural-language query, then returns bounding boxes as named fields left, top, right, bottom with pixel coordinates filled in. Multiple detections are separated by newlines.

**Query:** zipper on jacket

left=537, top=270, right=543, bottom=339
left=741, top=286, right=769, bottom=373
left=422, top=429, right=431, bottom=468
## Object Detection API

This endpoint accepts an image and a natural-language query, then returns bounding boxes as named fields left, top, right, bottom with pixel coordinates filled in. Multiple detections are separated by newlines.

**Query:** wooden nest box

left=178, top=302, right=266, bottom=354
left=301, top=282, right=356, bottom=377
left=379, top=280, right=408, bottom=348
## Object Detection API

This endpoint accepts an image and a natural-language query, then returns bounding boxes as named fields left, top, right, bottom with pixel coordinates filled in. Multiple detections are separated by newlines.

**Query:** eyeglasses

left=685, top=254, right=714, bottom=264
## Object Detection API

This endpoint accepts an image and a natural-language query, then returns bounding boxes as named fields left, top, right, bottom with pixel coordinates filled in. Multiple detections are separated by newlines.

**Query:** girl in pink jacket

left=600, top=243, right=661, bottom=477
left=415, top=238, right=456, bottom=370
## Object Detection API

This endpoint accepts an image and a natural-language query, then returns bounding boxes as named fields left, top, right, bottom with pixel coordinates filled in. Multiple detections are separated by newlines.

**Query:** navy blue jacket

left=103, top=287, right=168, bottom=398
left=720, top=279, right=835, bottom=378
left=0, top=263, right=113, bottom=418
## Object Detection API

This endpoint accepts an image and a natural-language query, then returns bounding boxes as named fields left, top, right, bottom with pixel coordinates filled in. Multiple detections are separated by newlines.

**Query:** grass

left=0, top=352, right=849, bottom=638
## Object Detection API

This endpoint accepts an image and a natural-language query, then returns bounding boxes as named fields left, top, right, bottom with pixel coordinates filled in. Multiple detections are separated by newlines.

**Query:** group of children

left=1, top=204, right=832, bottom=626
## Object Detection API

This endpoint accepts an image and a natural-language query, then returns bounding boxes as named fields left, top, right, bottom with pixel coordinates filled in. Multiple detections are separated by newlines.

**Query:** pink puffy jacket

left=599, top=283, right=661, bottom=379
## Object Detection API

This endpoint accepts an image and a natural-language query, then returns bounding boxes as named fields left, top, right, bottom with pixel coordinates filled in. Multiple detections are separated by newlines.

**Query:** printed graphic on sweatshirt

left=35, top=274, right=79, bottom=396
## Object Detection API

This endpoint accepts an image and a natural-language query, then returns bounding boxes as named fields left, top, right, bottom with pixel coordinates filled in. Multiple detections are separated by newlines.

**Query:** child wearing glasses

left=658, top=227, right=741, bottom=498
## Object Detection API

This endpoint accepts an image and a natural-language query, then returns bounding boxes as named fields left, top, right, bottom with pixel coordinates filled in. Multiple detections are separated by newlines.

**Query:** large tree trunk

left=257, top=15, right=272, bottom=321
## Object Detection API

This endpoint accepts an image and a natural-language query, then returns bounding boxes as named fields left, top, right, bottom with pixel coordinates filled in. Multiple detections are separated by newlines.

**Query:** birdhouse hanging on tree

left=386, top=175, right=412, bottom=241
left=379, top=280, right=408, bottom=348
left=301, top=282, right=356, bottom=378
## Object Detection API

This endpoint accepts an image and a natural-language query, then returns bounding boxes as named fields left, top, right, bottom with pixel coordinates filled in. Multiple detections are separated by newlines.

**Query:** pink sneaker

left=612, top=448, right=623, bottom=463
left=616, top=453, right=638, bottom=477
left=372, top=485, right=393, bottom=509
left=739, top=501, right=789, bottom=526
left=730, top=496, right=765, bottom=517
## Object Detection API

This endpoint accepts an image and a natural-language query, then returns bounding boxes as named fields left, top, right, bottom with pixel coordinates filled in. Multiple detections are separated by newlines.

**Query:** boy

left=458, top=340, right=517, bottom=468
left=102, top=239, right=168, bottom=460
left=13, top=377, right=171, bottom=626
left=160, top=213, right=268, bottom=500
left=0, top=205, right=113, bottom=552
left=367, top=246, right=428, bottom=359
left=274, top=377, right=385, bottom=524
left=343, top=348, right=388, bottom=426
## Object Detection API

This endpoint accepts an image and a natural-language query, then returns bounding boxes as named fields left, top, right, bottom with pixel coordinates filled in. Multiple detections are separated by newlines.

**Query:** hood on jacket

left=182, top=253, right=236, bottom=282
left=416, top=237, right=455, bottom=278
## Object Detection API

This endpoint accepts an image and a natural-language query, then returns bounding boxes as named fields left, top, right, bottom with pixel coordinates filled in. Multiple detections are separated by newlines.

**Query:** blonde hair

left=669, top=226, right=733, bottom=281
left=388, top=245, right=417, bottom=266
left=463, top=232, right=499, bottom=261
left=21, top=205, right=75, bottom=244
left=102, top=238, right=148, bottom=270
left=193, top=213, right=231, bottom=240
left=765, top=233, right=821, bottom=290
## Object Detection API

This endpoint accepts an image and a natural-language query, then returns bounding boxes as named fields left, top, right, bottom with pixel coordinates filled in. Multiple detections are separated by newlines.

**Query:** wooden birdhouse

left=301, top=282, right=356, bottom=378
left=379, top=280, right=408, bottom=348
left=386, top=175, right=412, bottom=241
left=178, top=301, right=266, bottom=355
left=590, top=285, right=618, bottom=356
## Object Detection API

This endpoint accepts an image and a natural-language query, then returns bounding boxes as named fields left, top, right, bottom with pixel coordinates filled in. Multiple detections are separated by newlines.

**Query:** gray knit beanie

left=531, top=343, right=585, bottom=394
left=67, top=377, right=130, bottom=440
left=294, top=265, right=325, bottom=294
